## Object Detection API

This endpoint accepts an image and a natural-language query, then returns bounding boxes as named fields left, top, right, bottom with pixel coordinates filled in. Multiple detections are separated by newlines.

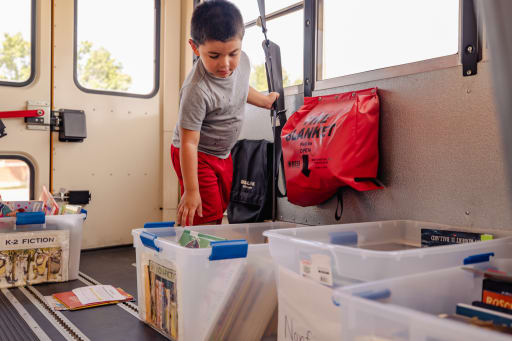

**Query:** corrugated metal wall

left=241, top=61, right=512, bottom=230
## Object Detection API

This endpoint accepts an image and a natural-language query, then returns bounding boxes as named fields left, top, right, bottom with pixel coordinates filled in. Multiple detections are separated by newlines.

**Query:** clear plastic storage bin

left=0, top=212, right=86, bottom=284
left=334, top=255, right=512, bottom=341
left=263, top=220, right=512, bottom=341
left=132, top=221, right=302, bottom=341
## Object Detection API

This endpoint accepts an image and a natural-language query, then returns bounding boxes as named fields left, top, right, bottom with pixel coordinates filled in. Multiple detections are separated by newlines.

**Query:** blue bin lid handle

left=463, top=252, right=494, bottom=265
left=144, top=221, right=175, bottom=228
left=16, top=212, right=45, bottom=226
left=209, top=240, right=248, bottom=261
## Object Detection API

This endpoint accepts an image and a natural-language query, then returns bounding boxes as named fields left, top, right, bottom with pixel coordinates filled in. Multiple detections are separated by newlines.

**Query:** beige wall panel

left=0, top=0, right=51, bottom=198
left=162, top=0, right=182, bottom=218
left=52, top=0, right=174, bottom=248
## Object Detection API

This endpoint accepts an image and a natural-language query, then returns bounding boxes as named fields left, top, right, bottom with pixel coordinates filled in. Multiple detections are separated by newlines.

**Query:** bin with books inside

left=0, top=205, right=86, bottom=288
left=333, top=253, right=512, bottom=340
left=132, top=221, right=303, bottom=341
left=262, top=220, right=512, bottom=341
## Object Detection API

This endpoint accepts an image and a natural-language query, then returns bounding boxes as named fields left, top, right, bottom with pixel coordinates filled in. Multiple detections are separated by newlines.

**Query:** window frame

left=0, top=0, right=37, bottom=87
left=73, top=0, right=161, bottom=99
left=242, top=1, right=305, bottom=95
left=313, top=0, right=462, bottom=92
left=0, top=155, right=35, bottom=200
left=195, top=0, right=464, bottom=95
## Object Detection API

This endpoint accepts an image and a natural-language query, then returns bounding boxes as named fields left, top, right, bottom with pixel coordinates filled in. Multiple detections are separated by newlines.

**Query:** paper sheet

left=72, top=285, right=125, bottom=305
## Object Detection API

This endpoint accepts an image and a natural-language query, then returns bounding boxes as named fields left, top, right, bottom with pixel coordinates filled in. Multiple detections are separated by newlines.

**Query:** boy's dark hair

left=191, top=0, right=245, bottom=45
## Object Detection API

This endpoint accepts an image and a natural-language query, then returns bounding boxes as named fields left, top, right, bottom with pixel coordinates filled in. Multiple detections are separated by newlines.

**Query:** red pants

left=171, top=145, right=233, bottom=225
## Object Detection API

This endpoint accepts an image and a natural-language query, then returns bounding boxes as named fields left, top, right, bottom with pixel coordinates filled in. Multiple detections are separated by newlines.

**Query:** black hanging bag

left=227, top=139, right=273, bottom=223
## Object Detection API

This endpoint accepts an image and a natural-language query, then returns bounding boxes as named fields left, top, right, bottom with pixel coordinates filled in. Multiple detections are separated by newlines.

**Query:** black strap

left=335, top=188, right=344, bottom=221
left=273, top=117, right=287, bottom=197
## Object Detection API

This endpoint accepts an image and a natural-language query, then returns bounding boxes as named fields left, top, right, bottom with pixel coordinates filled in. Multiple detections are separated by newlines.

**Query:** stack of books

left=440, top=267, right=512, bottom=335
left=52, top=285, right=133, bottom=310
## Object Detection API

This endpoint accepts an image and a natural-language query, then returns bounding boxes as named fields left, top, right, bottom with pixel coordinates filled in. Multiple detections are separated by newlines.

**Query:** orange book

left=483, top=290, right=512, bottom=310
left=53, top=287, right=133, bottom=310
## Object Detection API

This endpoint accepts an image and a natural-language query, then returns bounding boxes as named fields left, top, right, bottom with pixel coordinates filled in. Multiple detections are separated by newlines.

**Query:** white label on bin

left=300, top=254, right=333, bottom=287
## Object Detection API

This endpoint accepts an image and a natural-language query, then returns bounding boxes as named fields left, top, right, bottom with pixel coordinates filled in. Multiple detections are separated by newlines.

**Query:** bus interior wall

left=242, top=54, right=511, bottom=230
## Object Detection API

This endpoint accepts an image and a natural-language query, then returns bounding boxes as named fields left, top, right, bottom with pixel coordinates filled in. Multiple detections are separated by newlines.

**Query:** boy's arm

left=177, top=128, right=203, bottom=226
left=247, top=86, right=280, bottom=109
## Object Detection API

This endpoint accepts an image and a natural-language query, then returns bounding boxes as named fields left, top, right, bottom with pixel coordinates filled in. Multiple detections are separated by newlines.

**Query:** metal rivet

left=466, top=69, right=472, bottom=76
left=466, top=89, right=471, bottom=94
left=305, top=19, right=311, bottom=27
left=466, top=45, right=474, bottom=54
left=465, top=210, right=471, bottom=215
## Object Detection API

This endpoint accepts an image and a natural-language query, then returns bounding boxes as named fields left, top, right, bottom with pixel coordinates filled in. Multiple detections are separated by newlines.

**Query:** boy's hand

left=177, top=190, right=203, bottom=226
left=265, top=92, right=280, bottom=109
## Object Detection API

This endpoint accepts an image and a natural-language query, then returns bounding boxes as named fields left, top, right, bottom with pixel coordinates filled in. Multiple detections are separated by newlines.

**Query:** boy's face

left=189, top=38, right=242, bottom=78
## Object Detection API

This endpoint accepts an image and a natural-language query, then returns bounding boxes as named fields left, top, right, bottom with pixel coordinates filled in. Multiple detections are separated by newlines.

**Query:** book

left=473, top=301, right=512, bottom=315
left=60, top=204, right=82, bottom=215
left=456, top=303, right=512, bottom=327
left=421, top=228, right=493, bottom=247
left=39, top=186, right=59, bottom=215
left=146, top=260, right=178, bottom=339
left=53, top=286, right=133, bottom=310
left=482, top=278, right=512, bottom=310
left=0, top=201, right=44, bottom=217
left=178, top=229, right=225, bottom=248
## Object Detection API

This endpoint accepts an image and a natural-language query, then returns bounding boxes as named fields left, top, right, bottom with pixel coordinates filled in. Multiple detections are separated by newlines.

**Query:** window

left=232, top=1, right=303, bottom=92
left=0, top=0, right=35, bottom=86
left=318, top=0, right=459, bottom=81
left=0, top=157, right=34, bottom=201
left=74, top=0, right=160, bottom=98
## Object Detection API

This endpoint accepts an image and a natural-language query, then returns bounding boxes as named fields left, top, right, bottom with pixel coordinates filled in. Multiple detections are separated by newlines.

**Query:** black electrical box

left=68, top=191, right=91, bottom=205
left=59, top=109, right=87, bottom=142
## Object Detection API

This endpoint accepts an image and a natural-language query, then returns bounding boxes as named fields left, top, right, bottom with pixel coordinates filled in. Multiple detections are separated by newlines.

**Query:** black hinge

left=303, top=0, right=316, bottom=96
left=461, top=0, right=478, bottom=77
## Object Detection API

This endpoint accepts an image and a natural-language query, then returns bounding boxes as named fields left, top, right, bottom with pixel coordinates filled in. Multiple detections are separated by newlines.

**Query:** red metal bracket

left=0, top=109, right=45, bottom=119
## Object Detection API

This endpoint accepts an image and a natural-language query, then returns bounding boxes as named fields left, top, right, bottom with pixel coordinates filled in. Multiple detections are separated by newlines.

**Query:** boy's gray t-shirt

left=172, top=51, right=251, bottom=158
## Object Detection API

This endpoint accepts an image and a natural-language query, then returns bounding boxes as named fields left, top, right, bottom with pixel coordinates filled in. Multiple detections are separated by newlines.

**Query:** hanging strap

left=335, top=188, right=344, bottom=221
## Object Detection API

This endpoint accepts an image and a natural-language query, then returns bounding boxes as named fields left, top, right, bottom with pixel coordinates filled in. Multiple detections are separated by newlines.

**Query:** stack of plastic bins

left=0, top=212, right=86, bottom=281
left=132, top=221, right=303, bottom=341
left=333, top=254, right=512, bottom=341
left=262, top=220, right=512, bottom=341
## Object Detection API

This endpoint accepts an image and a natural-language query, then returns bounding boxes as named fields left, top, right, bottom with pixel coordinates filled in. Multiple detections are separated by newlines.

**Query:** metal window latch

left=0, top=109, right=45, bottom=118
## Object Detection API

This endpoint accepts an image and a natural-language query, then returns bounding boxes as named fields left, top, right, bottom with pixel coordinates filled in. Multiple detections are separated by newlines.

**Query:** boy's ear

left=188, top=39, right=200, bottom=57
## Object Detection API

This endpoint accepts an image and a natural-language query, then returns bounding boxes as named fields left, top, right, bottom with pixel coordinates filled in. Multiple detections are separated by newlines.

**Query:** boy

left=172, top=0, right=279, bottom=226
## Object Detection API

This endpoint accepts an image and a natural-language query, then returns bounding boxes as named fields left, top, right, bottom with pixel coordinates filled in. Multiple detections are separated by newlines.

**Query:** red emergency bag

left=281, top=87, right=382, bottom=207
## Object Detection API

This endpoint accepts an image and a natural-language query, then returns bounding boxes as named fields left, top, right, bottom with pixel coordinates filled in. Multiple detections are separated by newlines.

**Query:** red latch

left=0, top=109, right=45, bottom=119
